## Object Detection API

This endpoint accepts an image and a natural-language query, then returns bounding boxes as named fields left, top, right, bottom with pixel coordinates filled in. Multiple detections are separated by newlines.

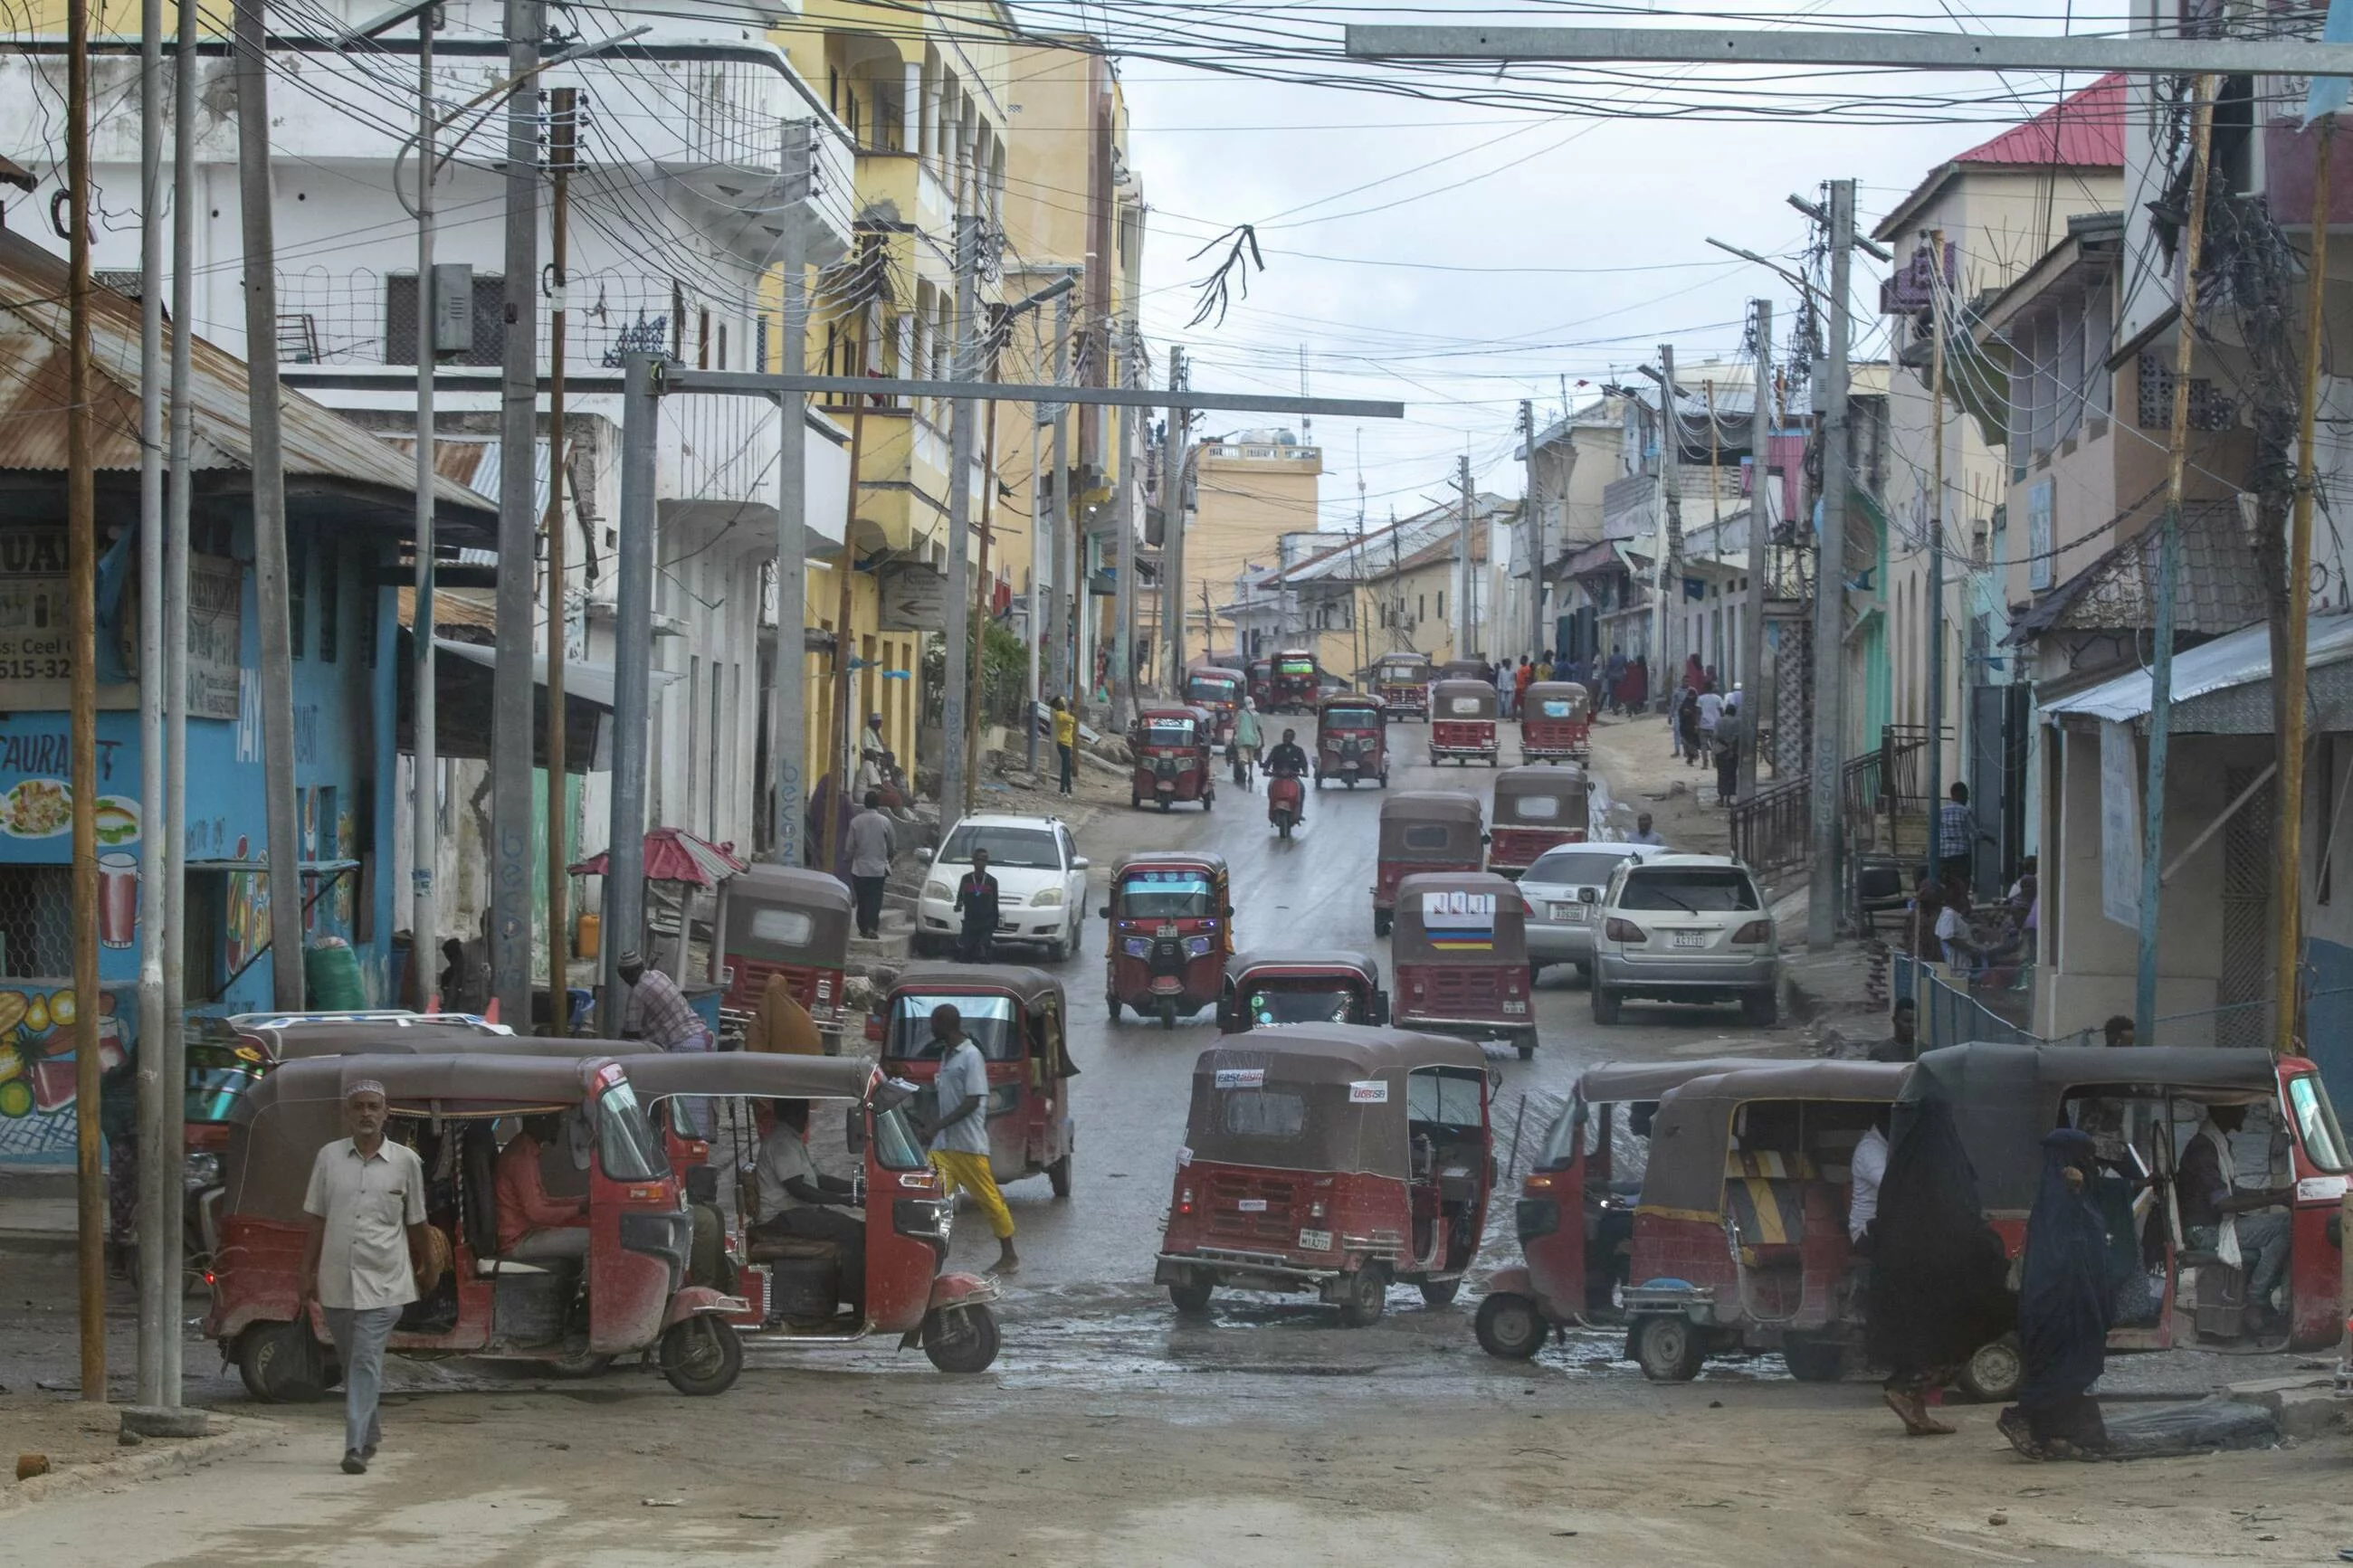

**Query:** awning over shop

left=2041, top=614, right=2353, bottom=734
left=396, top=632, right=679, bottom=773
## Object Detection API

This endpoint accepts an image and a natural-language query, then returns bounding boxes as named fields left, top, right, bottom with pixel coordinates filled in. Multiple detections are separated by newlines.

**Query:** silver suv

left=1586, top=854, right=1780, bottom=1026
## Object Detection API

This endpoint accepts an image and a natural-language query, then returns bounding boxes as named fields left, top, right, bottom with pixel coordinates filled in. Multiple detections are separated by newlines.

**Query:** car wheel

left=1632, top=1316, right=1704, bottom=1382
left=1957, top=1334, right=2024, bottom=1402
left=1044, top=933, right=1068, bottom=964
left=1474, top=1292, right=1546, bottom=1359
left=1592, top=984, right=1621, bottom=1025
left=1741, top=987, right=1780, bottom=1026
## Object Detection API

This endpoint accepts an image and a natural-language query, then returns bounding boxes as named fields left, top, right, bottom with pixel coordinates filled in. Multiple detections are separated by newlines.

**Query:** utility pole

left=66, top=0, right=101, bottom=1401
left=1655, top=344, right=1682, bottom=697
left=1162, top=346, right=1187, bottom=688
left=1741, top=298, right=1772, bottom=798
left=1522, top=400, right=1543, bottom=665
left=132, top=0, right=167, bottom=1405
left=490, top=0, right=543, bottom=1027
left=542, top=85, right=574, bottom=1017
left=410, top=8, right=438, bottom=1003
left=1111, top=323, right=1138, bottom=727
left=1049, top=289, right=1073, bottom=706
left=1925, top=228, right=1948, bottom=851
left=604, top=353, right=659, bottom=1032
left=767, top=121, right=812, bottom=870
left=938, top=212, right=984, bottom=832
left=1806, top=179, right=1856, bottom=951
left=1024, top=411, right=1043, bottom=774
left=2137, top=76, right=2219, bottom=1045
left=1456, top=454, right=1474, bottom=657
left=964, top=362, right=1001, bottom=813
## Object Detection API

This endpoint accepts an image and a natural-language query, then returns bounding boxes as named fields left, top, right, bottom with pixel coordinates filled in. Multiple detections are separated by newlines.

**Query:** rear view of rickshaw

left=1370, top=790, right=1485, bottom=936
left=1270, top=649, right=1322, bottom=713
left=1373, top=651, right=1431, bottom=720
left=1247, top=657, right=1273, bottom=711
left=209, top=1053, right=751, bottom=1402
left=717, top=863, right=854, bottom=1041
left=1428, top=679, right=1500, bottom=765
left=1184, top=665, right=1247, bottom=748
left=1218, top=950, right=1389, bottom=1033
left=1519, top=681, right=1591, bottom=763
left=1313, top=691, right=1388, bottom=788
left=1487, top=765, right=1590, bottom=879
left=1101, top=852, right=1234, bottom=1028
left=1157, top=1025, right=1495, bottom=1325
left=871, top=965, right=1079, bottom=1195
left=1389, top=872, right=1538, bottom=1060
left=1618, top=1061, right=1909, bottom=1383
left=1438, top=659, right=1487, bottom=682
left=1129, top=705, right=1217, bottom=812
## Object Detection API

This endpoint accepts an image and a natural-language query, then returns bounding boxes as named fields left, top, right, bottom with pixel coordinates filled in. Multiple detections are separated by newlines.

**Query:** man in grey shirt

left=846, top=790, right=896, bottom=939
left=300, top=1079, right=429, bottom=1475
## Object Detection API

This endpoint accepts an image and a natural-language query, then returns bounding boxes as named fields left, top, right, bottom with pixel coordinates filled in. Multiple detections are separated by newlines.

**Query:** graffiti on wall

left=0, top=984, right=129, bottom=1167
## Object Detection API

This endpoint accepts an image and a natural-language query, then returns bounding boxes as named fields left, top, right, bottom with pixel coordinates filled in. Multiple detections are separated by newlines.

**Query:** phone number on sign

left=0, top=658, right=70, bottom=680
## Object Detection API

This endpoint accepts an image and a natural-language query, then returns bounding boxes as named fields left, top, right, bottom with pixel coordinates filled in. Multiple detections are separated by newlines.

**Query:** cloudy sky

left=1065, top=0, right=2125, bottom=527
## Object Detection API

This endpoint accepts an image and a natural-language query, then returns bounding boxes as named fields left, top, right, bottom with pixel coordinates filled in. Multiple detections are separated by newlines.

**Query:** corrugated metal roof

left=0, top=228, right=491, bottom=522
left=1954, top=72, right=2127, bottom=168
left=2008, top=499, right=2268, bottom=642
left=2043, top=614, right=2353, bottom=724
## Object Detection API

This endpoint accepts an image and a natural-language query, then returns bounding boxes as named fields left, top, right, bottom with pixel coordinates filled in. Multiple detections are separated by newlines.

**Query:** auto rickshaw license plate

left=1297, top=1228, right=1332, bottom=1250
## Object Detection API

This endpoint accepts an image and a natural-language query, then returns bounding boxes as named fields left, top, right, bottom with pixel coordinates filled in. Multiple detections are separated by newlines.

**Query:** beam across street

left=660, top=367, right=1405, bottom=420
left=1341, top=25, right=2353, bottom=75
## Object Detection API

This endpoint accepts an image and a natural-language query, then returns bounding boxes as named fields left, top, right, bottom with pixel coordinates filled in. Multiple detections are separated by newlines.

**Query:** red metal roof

left=1950, top=72, right=2128, bottom=169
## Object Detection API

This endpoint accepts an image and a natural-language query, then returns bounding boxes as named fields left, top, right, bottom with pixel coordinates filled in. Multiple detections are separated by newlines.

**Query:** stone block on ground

left=2101, top=1398, right=2278, bottom=1458
left=119, top=1407, right=209, bottom=1440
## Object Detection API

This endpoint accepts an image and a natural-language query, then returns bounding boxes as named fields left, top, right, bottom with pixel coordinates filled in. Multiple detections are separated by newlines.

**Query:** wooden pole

left=963, top=394, right=1000, bottom=814
left=543, top=89, right=575, bottom=1030
left=826, top=394, right=867, bottom=875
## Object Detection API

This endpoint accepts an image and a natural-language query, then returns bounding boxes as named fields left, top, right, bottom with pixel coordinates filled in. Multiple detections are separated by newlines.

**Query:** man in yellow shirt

left=1051, top=696, right=1079, bottom=796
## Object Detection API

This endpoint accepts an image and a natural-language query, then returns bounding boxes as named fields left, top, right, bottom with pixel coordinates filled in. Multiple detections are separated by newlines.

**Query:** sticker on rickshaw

left=1215, top=1068, right=1265, bottom=1089
left=1540, top=699, right=1572, bottom=717
left=1422, top=890, right=1496, bottom=951
left=1176, top=1145, right=1193, bottom=1166
left=1348, top=1079, right=1389, bottom=1103
left=1238, top=1198, right=1268, bottom=1212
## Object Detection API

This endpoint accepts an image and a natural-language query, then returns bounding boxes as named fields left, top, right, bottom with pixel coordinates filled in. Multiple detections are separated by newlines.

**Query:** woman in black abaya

left=2000, top=1127, right=2114, bottom=1459
left=1866, top=1098, right=2015, bottom=1436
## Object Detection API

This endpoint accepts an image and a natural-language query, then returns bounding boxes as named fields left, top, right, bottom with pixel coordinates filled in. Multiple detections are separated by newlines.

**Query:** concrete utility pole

left=1162, top=346, right=1188, bottom=689
left=1025, top=413, right=1043, bottom=773
left=1111, top=322, right=1139, bottom=726
left=490, top=0, right=542, bottom=1026
left=1456, top=454, right=1474, bottom=657
left=1522, top=400, right=1544, bottom=661
left=1741, top=298, right=1771, bottom=799
left=938, top=212, right=984, bottom=829
left=132, top=0, right=167, bottom=1405
left=1654, top=345, right=1682, bottom=697
left=66, top=0, right=101, bottom=1400
left=603, top=353, right=659, bottom=1033
left=1048, top=288, right=1073, bottom=705
left=766, top=122, right=813, bottom=870
left=1807, top=179, right=1856, bottom=951
left=542, top=86, right=575, bottom=1014
left=1925, top=228, right=1948, bottom=848
left=411, top=9, right=439, bottom=1003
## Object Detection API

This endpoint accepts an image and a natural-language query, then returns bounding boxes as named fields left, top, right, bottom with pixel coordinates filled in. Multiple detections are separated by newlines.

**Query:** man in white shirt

left=749, top=1098, right=866, bottom=1309
left=1849, top=1113, right=1890, bottom=1250
left=916, top=1004, right=1018, bottom=1275
left=300, top=1079, right=429, bottom=1475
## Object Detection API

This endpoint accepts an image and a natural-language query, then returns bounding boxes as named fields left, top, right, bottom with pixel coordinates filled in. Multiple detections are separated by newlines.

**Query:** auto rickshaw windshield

left=1119, top=870, right=1215, bottom=918
left=595, top=1079, right=667, bottom=1181
left=872, top=1104, right=930, bottom=1170
left=743, top=906, right=816, bottom=949
left=1143, top=717, right=1197, bottom=746
left=939, top=823, right=1062, bottom=869
left=1503, top=794, right=1566, bottom=821
left=1442, top=693, right=1489, bottom=716
left=1409, top=1068, right=1484, bottom=1130
left=889, top=993, right=1021, bottom=1061
left=1247, top=984, right=1358, bottom=1025
left=1277, top=658, right=1315, bottom=676
left=1190, top=676, right=1240, bottom=698
left=1325, top=706, right=1379, bottom=727
left=2289, top=1072, right=2353, bottom=1172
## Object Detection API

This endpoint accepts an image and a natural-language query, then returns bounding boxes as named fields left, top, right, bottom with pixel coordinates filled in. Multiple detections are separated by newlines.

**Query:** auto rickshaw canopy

left=1390, top=871, right=1527, bottom=965
left=233, top=1012, right=519, bottom=1062
left=1636, top=1060, right=1911, bottom=1221
left=1431, top=679, right=1498, bottom=719
left=1572, top=1055, right=1799, bottom=1108
left=1524, top=681, right=1590, bottom=720
left=1224, top=949, right=1382, bottom=987
left=1377, top=790, right=1484, bottom=860
left=1901, top=1042, right=2301, bottom=1214
left=619, top=1051, right=876, bottom=1103
left=1492, top=764, right=1589, bottom=824
left=1438, top=659, right=1487, bottom=680
left=724, top=863, right=855, bottom=964
left=1185, top=1023, right=1490, bottom=1178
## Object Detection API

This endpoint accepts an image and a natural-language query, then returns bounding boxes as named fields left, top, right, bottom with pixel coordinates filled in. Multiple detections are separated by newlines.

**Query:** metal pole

left=542, top=86, right=573, bottom=1026
left=159, top=0, right=196, bottom=1402
left=1050, top=289, right=1073, bottom=705
left=1457, top=454, right=1473, bottom=657
left=825, top=399, right=867, bottom=869
left=2138, top=76, right=2219, bottom=1045
left=938, top=212, right=982, bottom=828
left=411, top=13, right=438, bottom=1004
left=1741, top=299, right=1771, bottom=798
left=66, top=0, right=103, bottom=1402
left=963, top=390, right=999, bottom=814
left=1111, top=326, right=1138, bottom=727
left=1658, top=344, right=1681, bottom=697
left=1806, top=178, right=1855, bottom=951
left=2279, top=119, right=2333, bottom=1060
left=1926, top=229, right=1948, bottom=849
left=489, top=0, right=542, bottom=1029
left=766, top=121, right=811, bottom=870
left=1523, top=400, right=1543, bottom=664
left=602, top=354, right=659, bottom=1035
left=1163, top=346, right=1186, bottom=689
left=133, top=0, right=167, bottom=1406
left=1025, top=411, right=1041, bottom=774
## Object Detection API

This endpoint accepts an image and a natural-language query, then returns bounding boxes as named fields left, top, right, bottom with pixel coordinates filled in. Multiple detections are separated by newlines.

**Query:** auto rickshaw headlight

left=924, top=879, right=952, bottom=901
left=1031, top=888, right=1064, bottom=908
left=1123, top=936, right=1151, bottom=958
left=1183, top=936, right=1214, bottom=958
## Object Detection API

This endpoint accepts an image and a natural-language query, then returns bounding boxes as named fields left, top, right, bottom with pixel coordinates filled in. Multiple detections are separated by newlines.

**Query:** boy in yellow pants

left=916, top=1004, right=1019, bottom=1274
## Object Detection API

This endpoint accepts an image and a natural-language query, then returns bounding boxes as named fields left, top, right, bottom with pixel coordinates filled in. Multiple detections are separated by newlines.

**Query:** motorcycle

left=1268, top=772, right=1305, bottom=840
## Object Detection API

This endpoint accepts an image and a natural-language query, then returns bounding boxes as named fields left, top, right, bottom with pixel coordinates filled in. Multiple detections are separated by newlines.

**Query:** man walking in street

left=1052, top=696, right=1079, bottom=796
left=847, top=790, right=895, bottom=940
left=300, top=1079, right=429, bottom=1476
left=1628, top=812, right=1664, bottom=846
left=621, top=949, right=714, bottom=1134
left=916, top=1004, right=1019, bottom=1274
left=1938, top=783, right=1978, bottom=892
left=953, top=847, right=1002, bottom=963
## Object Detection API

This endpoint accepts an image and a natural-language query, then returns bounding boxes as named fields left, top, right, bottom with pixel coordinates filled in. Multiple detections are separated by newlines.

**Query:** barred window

left=2137, top=354, right=2234, bottom=432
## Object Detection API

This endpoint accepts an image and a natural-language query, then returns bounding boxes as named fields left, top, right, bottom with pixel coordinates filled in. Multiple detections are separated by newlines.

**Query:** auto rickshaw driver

left=1266, top=729, right=1310, bottom=818
left=494, top=1114, right=589, bottom=1261
left=749, top=1098, right=866, bottom=1312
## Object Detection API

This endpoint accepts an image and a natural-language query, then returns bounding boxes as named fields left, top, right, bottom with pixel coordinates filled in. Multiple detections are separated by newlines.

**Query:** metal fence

left=1729, top=773, right=1810, bottom=879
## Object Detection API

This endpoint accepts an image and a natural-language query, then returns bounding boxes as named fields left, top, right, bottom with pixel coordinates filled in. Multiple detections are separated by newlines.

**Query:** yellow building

left=1158, top=432, right=1321, bottom=667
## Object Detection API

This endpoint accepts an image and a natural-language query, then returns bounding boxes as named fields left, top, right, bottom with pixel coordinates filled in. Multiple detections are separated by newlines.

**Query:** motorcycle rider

left=1265, top=727, right=1310, bottom=822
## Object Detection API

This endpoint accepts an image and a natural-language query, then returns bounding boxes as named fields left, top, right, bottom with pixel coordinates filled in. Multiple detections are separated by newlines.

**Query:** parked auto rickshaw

left=615, top=1051, right=1004, bottom=1373
left=1373, top=651, right=1432, bottom=720
left=716, top=863, right=855, bottom=1037
left=1313, top=690, right=1388, bottom=789
left=1247, top=656, right=1273, bottom=710
left=1100, top=851, right=1234, bottom=1029
left=1472, top=1056, right=1795, bottom=1359
left=1156, top=1024, right=1494, bottom=1325
left=1370, top=790, right=1485, bottom=936
left=1428, top=678, right=1500, bottom=765
left=1218, top=950, right=1389, bottom=1032
left=1902, top=1042, right=2353, bottom=1384
left=1487, top=765, right=1591, bottom=878
left=1184, top=665, right=1247, bottom=747
left=1270, top=648, right=1322, bottom=712
left=208, top=1052, right=751, bottom=1402
left=1390, top=871, right=1538, bottom=1060
left=1615, top=1060, right=1910, bottom=1382
left=1519, top=681, right=1592, bottom=763
left=869, top=965, right=1079, bottom=1194
left=1129, top=705, right=1218, bottom=812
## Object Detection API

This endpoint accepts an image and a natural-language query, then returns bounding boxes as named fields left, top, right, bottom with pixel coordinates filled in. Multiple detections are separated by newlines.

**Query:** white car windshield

left=940, top=824, right=1062, bottom=870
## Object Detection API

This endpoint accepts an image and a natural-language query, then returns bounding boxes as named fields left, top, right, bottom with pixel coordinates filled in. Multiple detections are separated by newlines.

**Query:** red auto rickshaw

left=209, top=1053, right=751, bottom=1400
left=1428, top=679, right=1500, bottom=765
left=1156, top=1024, right=1494, bottom=1325
left=1247, top=656, right=1273, bottom=711
left=1129, top=704, right=1217, bottom=812
left=1373, top=651, right=1432, bottom=721
left=1487, top=765, right=1590, bottom=878
left=1218, top=949, right=1388, bottom=1032
left=872, top=965, right=1079, bottom=1195
left=1371, top=790, right=1485, bottom=936
left=1101, top=851, right=1234, bottom=1029
left=1270, top=648, right=1321, bottom=713
left=1313, top=690, right=1388, bottom=789
left=1184, top=665, right=1247, bottom=748
left=1390, top=871, right=1538, bottom=1060
left=715, top=863, right=854, bottom=1036
left=1519, top=681, right=1592, bottom=763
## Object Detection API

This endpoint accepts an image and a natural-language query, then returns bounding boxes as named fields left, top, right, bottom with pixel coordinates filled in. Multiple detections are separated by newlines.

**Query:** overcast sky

left=1085, top=0, right=2127, bottom=528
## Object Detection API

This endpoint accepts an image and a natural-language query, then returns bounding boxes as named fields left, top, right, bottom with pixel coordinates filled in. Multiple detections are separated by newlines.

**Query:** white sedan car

left=914, top=813, right=1091, bottom=962
left=1523, top=841, right=1672, bottom=981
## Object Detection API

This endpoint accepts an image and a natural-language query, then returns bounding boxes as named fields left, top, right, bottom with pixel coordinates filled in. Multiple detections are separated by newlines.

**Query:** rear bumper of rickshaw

left=1393, top=1011, right=1532, bottom=1042
left=1157, top=1249, right=1342, bottom=1293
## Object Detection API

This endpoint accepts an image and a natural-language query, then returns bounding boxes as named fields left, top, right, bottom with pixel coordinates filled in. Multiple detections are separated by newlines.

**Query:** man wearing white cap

left=299, top=1078, right=429, bottom=1475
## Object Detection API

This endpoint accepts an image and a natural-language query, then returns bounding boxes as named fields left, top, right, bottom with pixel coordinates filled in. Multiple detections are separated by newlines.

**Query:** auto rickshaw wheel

left=1106, top=996, right=1122, bottom=1022
left=1168, top=1276, right=1214, bottom=1316
left=1158, top=999, right=1177, bottom=1031
left=1473, top=1292, right=1546, bottom=1359
left=236, top=1319, right=327, bottom=1403
left=1632, top=1315, right=1705, bottom=1382
left=921, top=1303, right=1001, bottom=1373
left=1957, top=1333, right=2024, bottom=1402
left=658, top=1314, right=744, bottom=1396
left=546, top=1346, right=616, bottom=1379
left=1418, top=1277, right=1461, bottom=1307
left=1047, top=1154, right=1072, bottom=1198
left=1780, top=1336, right=1846, bottom=1383
left=1337, top=1264, right=1390, bottom=1328
left=1373, top=908, right=1392, bottom=936
left=1514, top=1031, right=1537, bottom=1061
